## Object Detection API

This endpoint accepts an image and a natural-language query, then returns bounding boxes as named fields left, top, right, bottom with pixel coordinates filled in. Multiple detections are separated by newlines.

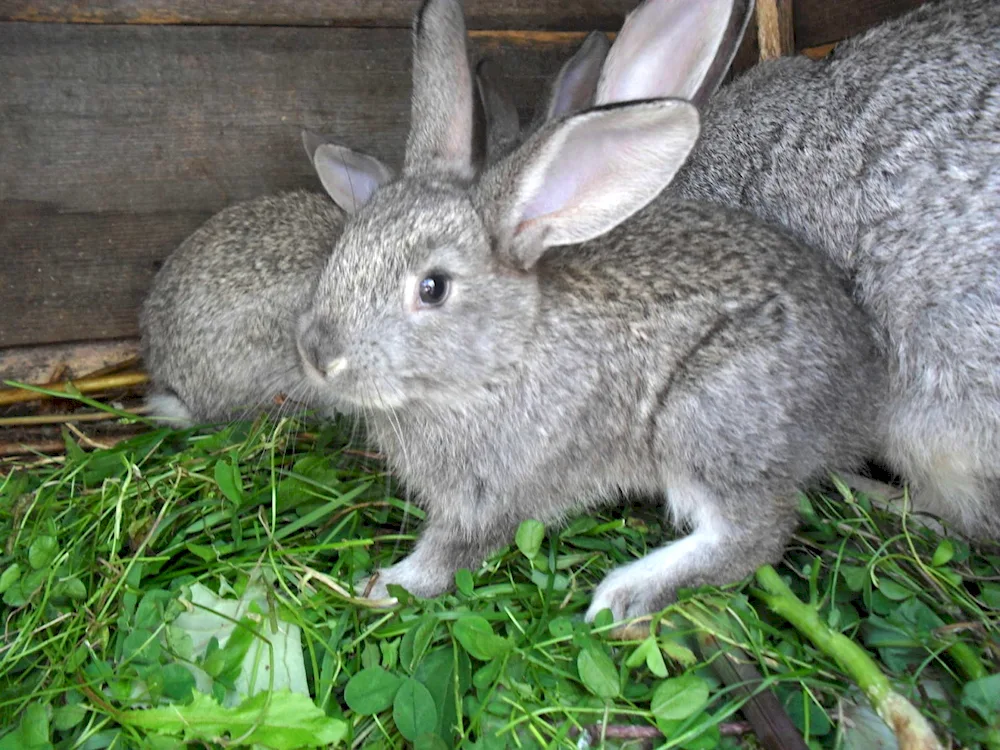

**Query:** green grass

left=0, top=412, right=998, bottom=749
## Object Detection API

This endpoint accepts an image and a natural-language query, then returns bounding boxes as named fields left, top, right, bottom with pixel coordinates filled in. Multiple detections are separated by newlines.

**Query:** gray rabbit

left=139, top=61, right=520, bottom=425
left=589, top=0, right=1000, bottom=538
left=297, top=0, right=885, bottom=620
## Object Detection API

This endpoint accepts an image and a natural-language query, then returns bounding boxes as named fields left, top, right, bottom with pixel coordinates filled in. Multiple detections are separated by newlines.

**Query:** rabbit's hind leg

left=585, top=477, right=797, bottom=622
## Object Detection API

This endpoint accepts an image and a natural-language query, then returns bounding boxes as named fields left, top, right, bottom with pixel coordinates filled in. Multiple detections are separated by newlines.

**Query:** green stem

left=943, top=640, right=988, bottom=682
left=754, top=565, right=944, bottom=750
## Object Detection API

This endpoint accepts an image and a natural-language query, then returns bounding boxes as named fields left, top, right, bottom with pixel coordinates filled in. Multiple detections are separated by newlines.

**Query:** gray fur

left=657, top=0, right=1000, bottom=537
left=140, top=55, right=520, bottom=427
left=140, top=191, right=345, bottom=424
left=298, top=0, right=885, bottom=620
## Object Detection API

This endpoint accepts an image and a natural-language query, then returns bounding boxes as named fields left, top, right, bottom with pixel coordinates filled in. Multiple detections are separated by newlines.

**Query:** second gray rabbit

left=297, top=0, right=885, bottom=620
left=139, top=59, right=522, bottom=425
left=590, top=0, right=1000, bottom=538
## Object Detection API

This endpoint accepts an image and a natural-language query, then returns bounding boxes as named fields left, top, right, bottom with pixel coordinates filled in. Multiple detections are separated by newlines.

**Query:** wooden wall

left=0, top=0, right=927, bottom=374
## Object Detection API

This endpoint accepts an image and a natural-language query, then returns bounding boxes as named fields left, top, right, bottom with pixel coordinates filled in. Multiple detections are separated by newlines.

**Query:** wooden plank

left=0, top=0, right=934, bottom=45
left=0, top=23, right=586, bottom=348
left=793, top=0, right=929, bottom=49
left=756, top=0, right=794, bottom=61
left=0, top=0, right=637, bottom=31
left=0, top=339, right=140, bottom=385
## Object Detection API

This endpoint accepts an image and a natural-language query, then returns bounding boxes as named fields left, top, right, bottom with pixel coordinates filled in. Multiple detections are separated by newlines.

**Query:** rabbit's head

left=296, top=0, right=714, bottom=412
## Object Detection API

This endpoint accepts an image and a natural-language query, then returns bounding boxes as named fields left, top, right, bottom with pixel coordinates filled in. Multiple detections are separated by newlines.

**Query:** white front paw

left=587, top=566, right=652, bottom=622
left=354, top=571, right=399, bottom=607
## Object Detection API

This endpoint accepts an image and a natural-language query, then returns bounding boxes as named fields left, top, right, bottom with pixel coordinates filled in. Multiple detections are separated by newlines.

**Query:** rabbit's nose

left=297, top=319, right=343, bottom=379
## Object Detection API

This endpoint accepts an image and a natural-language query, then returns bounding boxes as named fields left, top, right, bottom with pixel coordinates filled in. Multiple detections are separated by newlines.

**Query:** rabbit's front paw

left=586, top=563, right=674, bottom=622
left=353, top=571, right=398, bottom=606
left=355, top=553, right=454, bottom=603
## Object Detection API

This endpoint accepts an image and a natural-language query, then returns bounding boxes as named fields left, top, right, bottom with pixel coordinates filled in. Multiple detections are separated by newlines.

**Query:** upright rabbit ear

left=404, top=0, right=475, bottom=180
left=303, top=131, right=394, bottom=215
left=477, top=99, right=700, bottom=269
left=597, top=0, right=754, bottom=108
left=542, top=32, right=612, bottom=124
left=474, top=58, right=520, bottom=168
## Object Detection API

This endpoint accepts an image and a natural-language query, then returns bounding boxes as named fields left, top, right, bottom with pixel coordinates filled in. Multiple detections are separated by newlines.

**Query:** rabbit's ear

left=597, top=0, right=754, bottom=107
left=478, top=99, right=700, bottom=269
left=312, top=142, right=394, bottom=215
left=474, top=58, right=520, bottom=168
left=544, top=32, right=612, bottom=122
left=404, top=0, right=476, bottom=180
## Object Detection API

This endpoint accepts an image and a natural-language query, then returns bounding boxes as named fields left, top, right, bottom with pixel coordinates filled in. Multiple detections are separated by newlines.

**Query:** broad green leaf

left=52, top=704, right=87, bottom=731
left=122, top=629, right=162, bottom=664
left=22, top=702, right=51, bottom=747
left=161, top=664, right=196, bottom=702
left=214, top=458, right=243, bottom=505
left=57, top=577, right=87, bottom=601
left=650, top=675, right=710, bottom=721
left=0, top=563, right=20, bottom=594
left=453, top=615, right=511, bottom=661
left=931, top=539, right=955, bottom=567
left=644, top=641, right=668, bottom=678
left=472, top=658, right=503, bottom=691
left=962, top=673, right=1000, bottom=723
left=982, top=583, right=1000, bottom=609
left=547, top=618, right=574, bottom=638
left=625, top=637, right=667, bottom=677
left=515, top=519, right=545, bottom=560
left=361, top=641, right=381, bottom=670
left=577, top=646, right=619, bottom=699
left=393, top=678, right=438, bottom=741
left=875, top=577, right=912, bottom=602
left=121, top=690, right=347, bottom=749
left=414, top=734, right=449, bottom=750
left=400, top=614, right=437, bottom=673
left=344, top=667, right=402, bottom=715
left=28, top=536, right=58, bottom=570
left=414, top=646, right=471, bottom=740
left=454, top=568, right=474, bottom=597
left=840, top=565, right=867, bottom=592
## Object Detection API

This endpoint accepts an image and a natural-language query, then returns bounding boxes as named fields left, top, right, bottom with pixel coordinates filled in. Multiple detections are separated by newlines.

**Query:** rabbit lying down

left=295, top=0, right=885, bottom=621
left=140, top=58, right=522, bottom=426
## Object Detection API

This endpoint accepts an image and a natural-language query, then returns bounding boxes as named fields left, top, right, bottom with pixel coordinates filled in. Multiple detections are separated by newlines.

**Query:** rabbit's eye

left=418, top=273, right=451, bottom=306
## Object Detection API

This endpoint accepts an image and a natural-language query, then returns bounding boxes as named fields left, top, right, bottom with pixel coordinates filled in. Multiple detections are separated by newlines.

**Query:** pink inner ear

left=597, top=0, right=733, bottom=104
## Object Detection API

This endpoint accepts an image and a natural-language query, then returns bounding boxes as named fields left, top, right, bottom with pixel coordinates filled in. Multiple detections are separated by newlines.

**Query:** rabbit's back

left=670, top=0, right=1000, bottom=535
left=672, top=0, right=999, bottom=270
left=141, top=190, right=344, bottom=423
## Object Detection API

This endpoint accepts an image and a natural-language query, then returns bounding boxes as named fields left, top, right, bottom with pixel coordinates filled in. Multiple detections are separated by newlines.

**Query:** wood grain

left=756, top=0, right=795, bottom=61
left=0, top=0, right=636, bottom=31
left=0, top=23, right=583, bottom=348
left=0, top=0, right=933, bottom=350
left=0, top=0, right=932, bottom=43
left=794, top=0, right=928, bottom=48
left=0, top=338, right=140, bottom=384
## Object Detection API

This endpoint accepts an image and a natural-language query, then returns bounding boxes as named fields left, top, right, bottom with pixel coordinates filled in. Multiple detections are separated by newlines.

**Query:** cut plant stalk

left=0, top=371, right=148, bottom=406
left=754, top=564, right=944, bottom=750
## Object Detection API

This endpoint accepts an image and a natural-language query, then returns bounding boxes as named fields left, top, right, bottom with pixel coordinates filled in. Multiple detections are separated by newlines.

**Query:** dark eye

left=418, top=272, right=451, bottom=306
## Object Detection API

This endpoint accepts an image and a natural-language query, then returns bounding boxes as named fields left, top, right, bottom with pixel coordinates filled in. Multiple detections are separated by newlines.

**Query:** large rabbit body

left=299, top=0, right=884, bottom=620
left=336, top=189, right=882, bottom=618
left=669, top=0, right=1000, bottom=534
left=140, top=191, right=345, bottom=424
left=594, top=0, right=1000, bottom=535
